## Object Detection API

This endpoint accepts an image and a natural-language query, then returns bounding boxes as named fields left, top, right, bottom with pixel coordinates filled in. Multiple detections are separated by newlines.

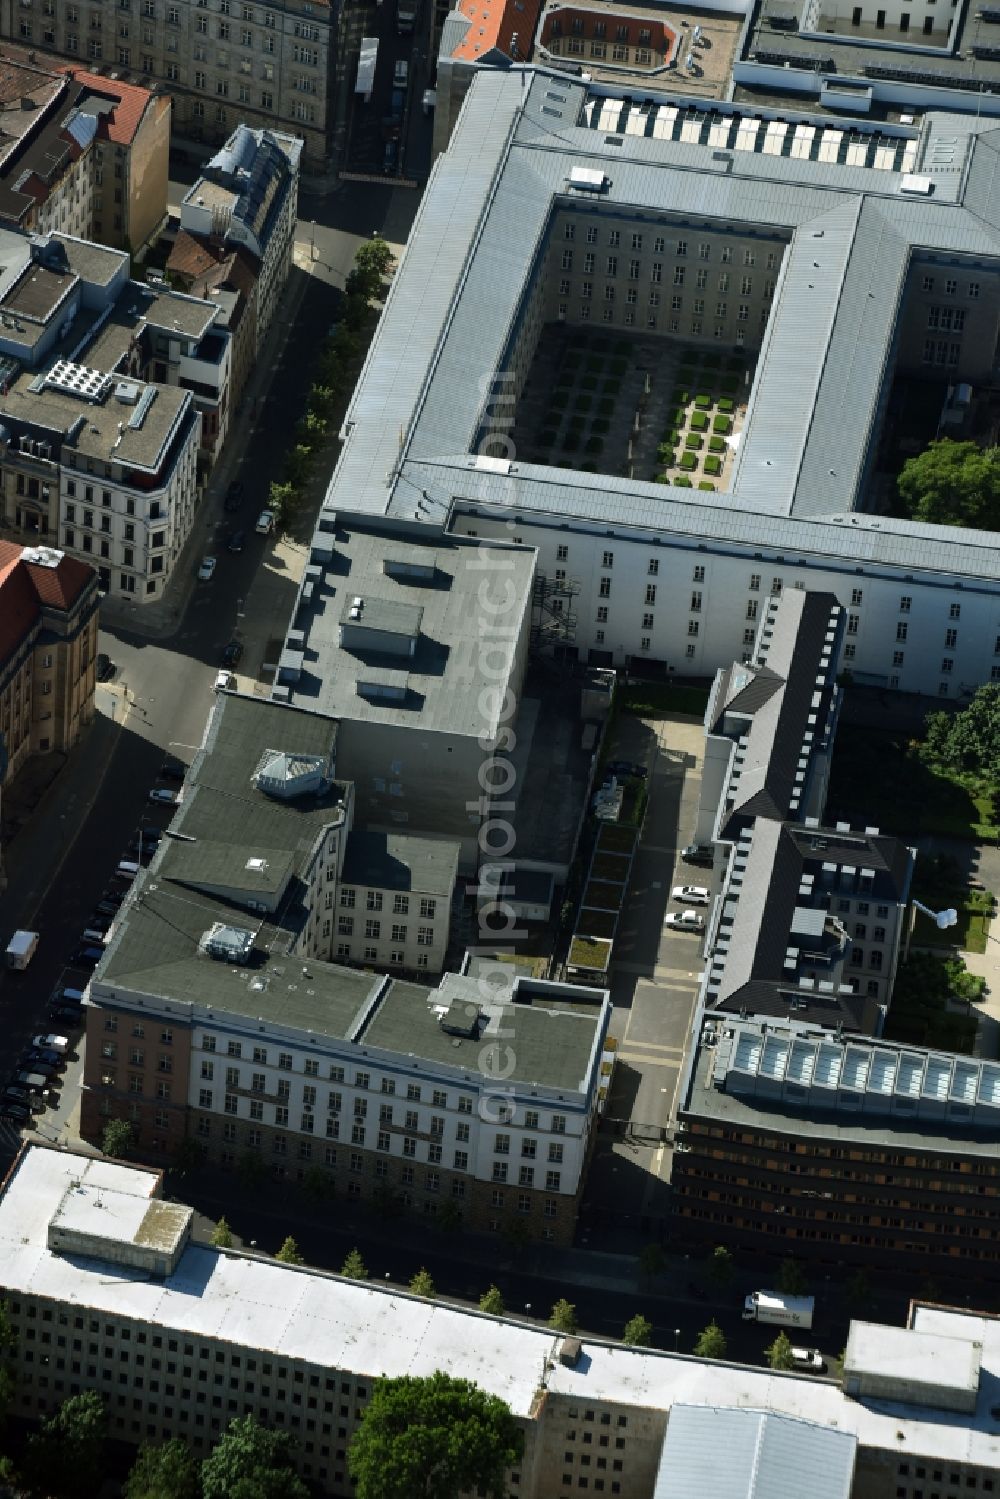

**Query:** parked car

left=87, top=910, right=114, bottom=931
left=790, top=1347, right=826, bottom=1373
left=663, top=910, right=705, bottom=932
left=390, top=87, right=405, bottom=117
left=221, top=639, right=243, bottom=667
left=227, top=530, right=246, bottom=554
left=94, top=899, right=120, bottom=918
left=4, top=1087, right=47, bottom=1113
left=606, top=759, right=647, bottom=779
left=213, top=670, right=236, bottom=692
left=69, top=945, right=104, bottom=968
left=50, top=1005, right=84, bottom=1025
left=32, top=1034, right=68, bottom=1055
left=224, top=480, right=244, bottom=512
left=197, top=556, right=217, bottom=582
left=382, top=139, right=398, bottom=174
left=20, top=1052, right=61, bottom=1075
left=160, top=758, right=185, bottom=782
left=96, top=653, right=116, bottom=682
left=148, top=788, right=179, bottom=806
left=255, top=509, right=274, bottom=535
left=681, top=843, right=714, bottom=867
left=671, top=884, right=711, bottom=906
left=11, top=1071, right=51, bottom=1095
left=0, top=1101, right=31, bottom=1125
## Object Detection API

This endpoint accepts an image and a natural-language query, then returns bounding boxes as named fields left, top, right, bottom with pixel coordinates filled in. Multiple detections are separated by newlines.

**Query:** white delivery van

left=5, top=930, right=39, bottom=970
left=742, top=1291, right=815, bottom=1329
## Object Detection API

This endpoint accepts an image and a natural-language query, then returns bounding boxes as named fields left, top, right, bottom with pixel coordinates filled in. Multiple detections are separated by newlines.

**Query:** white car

left=671, top=884, right=711, bottom=905
left=32, top=1033, right=68, bottom=1055
left=790, top=1347, right=826, bottom=1373
left=213, top=670, right=236, bottom=691
left=148, top=788, right=179, bottom=806
left=197, top=556, right=217, bottom=581
left=664, top=909, right=705, bottom=932
left=255, top=509, right=275, bottom=535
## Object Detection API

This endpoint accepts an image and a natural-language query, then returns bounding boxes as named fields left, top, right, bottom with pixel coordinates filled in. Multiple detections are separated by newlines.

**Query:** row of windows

left=562, top=223, right=781, bottom=269
left=338, top=888, right=437, bottom=918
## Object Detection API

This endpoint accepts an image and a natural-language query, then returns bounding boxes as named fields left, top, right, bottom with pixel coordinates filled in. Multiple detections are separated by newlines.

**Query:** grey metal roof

left=654, top=1405, right=856, bottom=1499
left=299, top=65, right=1000, bottom=617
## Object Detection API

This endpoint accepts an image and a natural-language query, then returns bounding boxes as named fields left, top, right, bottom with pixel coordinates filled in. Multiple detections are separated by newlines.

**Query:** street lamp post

left=904, top=900, right=958, bottom=961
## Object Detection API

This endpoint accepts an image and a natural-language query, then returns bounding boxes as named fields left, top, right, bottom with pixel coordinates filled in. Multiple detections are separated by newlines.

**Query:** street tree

left=549, top=1299, right=578, bottom=1335
left=708, top=1244, right=734, bottom=1286
left=623, top=1314, right=653, bottom=1347
left=479, top=1285, right=505, bottom=1317
left=24, top=1390, right=106, bottom=1499
left=300, top=1164, right=335, bottom=1201
left=348, top=1372, right=522, bottom=1499
left=410, top=1267, right=435, bottom=1298
left=341, top=1247, right=369, bottom=1280
left=638, top=1243, right=665, bottom=1281
left=124, top=1438, right=200, bottom=1499
left=694, top=1320, right=728, bottom=1360
left=765, top=1332, right=795, bottom=1371
left=777, top=1257, right=807, bottom=1296
left=101, top=1118, right=132, bottom=1158
left=354, top=235, right=394, bottom=287
left=922, top=683, right=1000, bottom=781
left=201, top=1416, right=308, bottom=1499
left=897, top=439, right=1000, bottom=529
left=210, top=1216, right=233, bottom=1249
left=275, top=1236, right=304, bottom=1265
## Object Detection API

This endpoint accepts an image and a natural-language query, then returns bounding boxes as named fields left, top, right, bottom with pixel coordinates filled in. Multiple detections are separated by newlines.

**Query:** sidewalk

left=99, top=267, right=314, bottom=643
left=0, top=701, right=126, bottom=934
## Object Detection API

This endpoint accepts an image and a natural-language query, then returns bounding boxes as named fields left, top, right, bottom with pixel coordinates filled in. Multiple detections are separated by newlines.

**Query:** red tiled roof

left=450, top=0, right=543, bottom=61
left=0, top=542, right=40, bottom=662
left=22, top=550, right=94, bottom=611
left=166, top=228, right=226, bottom=283
left=0, top=542, right=95, bottom=661
left=55, top=67, right=152, bottom=145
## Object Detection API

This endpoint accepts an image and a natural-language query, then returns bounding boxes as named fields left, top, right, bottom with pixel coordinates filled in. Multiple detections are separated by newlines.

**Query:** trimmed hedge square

left=569, top=415, right=586, bottom=431
left=675, top=475, right=693, bottom=487
left=713, top=414, right=732, bottom=434
left=598, top=398, right=615, bottom=416
left=698, top=481, right=716, bottom=490
left=672, top=407, right=687, bottom=428
left=561, top=432, right=580, bottom=452
left=602, top=379, right=621, bottom=395
left=719, top=374, right=740, bottom=392
left=709, top=435, right=726, bottom=453
left=580, top=376, right=598, bottom=391
left=704, top=455, right=722, bottom=476
left=685, top=433, right=703, bottom=450
left=575, top=394, right=592, bottom=412
left=726, top=354, right=744, bottom=371
left=550, top=391, right=568, bottom=410
left=689, top=410, right=708, bottom=432
left=679, top=452, right=697, bottom=471
left=591, top=418, right=610, bottom=434
left=717, top=397, right=735, bottom=413
left=586, top=356, right=603, bottom=373
left=695, top=394, right=712, bottom=409
left=671, top=389, right=690, bottom=407
left=585, top=436, right=605, bottom=454
left=539, top=430, right=558, bottom=447
left=702, top=353, right=721, bottom=369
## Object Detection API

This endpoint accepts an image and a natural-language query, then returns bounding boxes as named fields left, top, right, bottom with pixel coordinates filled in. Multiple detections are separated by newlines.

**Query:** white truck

left=742, top=1291, right=814, bottom=1330
left=5, top=930, right=39, bottom=970
left=397, top=0, right=416, bottom=32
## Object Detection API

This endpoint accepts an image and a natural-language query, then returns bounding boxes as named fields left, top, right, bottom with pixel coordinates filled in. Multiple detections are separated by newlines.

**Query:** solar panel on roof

left=754, top=49, right=833, bottom=70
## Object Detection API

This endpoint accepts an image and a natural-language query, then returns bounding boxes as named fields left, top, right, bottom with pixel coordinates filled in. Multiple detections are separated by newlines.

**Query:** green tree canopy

left=24, top=1390, right=106, bottom=1499
left=708, top=1244, right=734, bottom=1286
left=776, top=1257, right=807, bottom=1296
left=694, top=1320, right=727, bottom=1360
left=479, top=1285, right=505, bottom=1317
left=922, top=683, right=1000, bottom=780
left=765, top=1331, right=795, bottom=1371
left=348, top=1372, right=523, bottom=1499
left=341, top=1247, right=369, bottom=1280
left=638, top=1243, right=665, bottom=1281
left=124, top=1438, right=200, bottom=1499
left=201, top=1416, right=308, bottom=1499
left=622, top=1314, right=653, bottom=1347
left=275, top=1236, right=304, bottom=1265
left=101, top=1118, right=132, bottom=1158
left=897, top=439, right=1000, bottom=528
left=355, top=236, right=394, bottom=282
left=210, top=1216, right=233, bottom=1249
left=548, top=1299, right=578, bottom=1335
left=410, top=1267, right=436, bottom=1298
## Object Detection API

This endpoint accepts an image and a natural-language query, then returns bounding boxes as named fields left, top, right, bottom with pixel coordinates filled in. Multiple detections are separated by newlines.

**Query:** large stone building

left=1, top=0, right=338, bottom=169
left=0, top=539, right=98, bottom=785
left=312, top=67, right=1000, bottom=702
left=79, top=692, right=611, bottom=1246
left=4, top=1144, right=1000, bottom=1499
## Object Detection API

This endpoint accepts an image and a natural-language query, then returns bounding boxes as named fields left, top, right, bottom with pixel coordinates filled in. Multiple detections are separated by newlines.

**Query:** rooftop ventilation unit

left=200, top=922, right=255, bottom=964
left=568, top=166, right=608, bottom=192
